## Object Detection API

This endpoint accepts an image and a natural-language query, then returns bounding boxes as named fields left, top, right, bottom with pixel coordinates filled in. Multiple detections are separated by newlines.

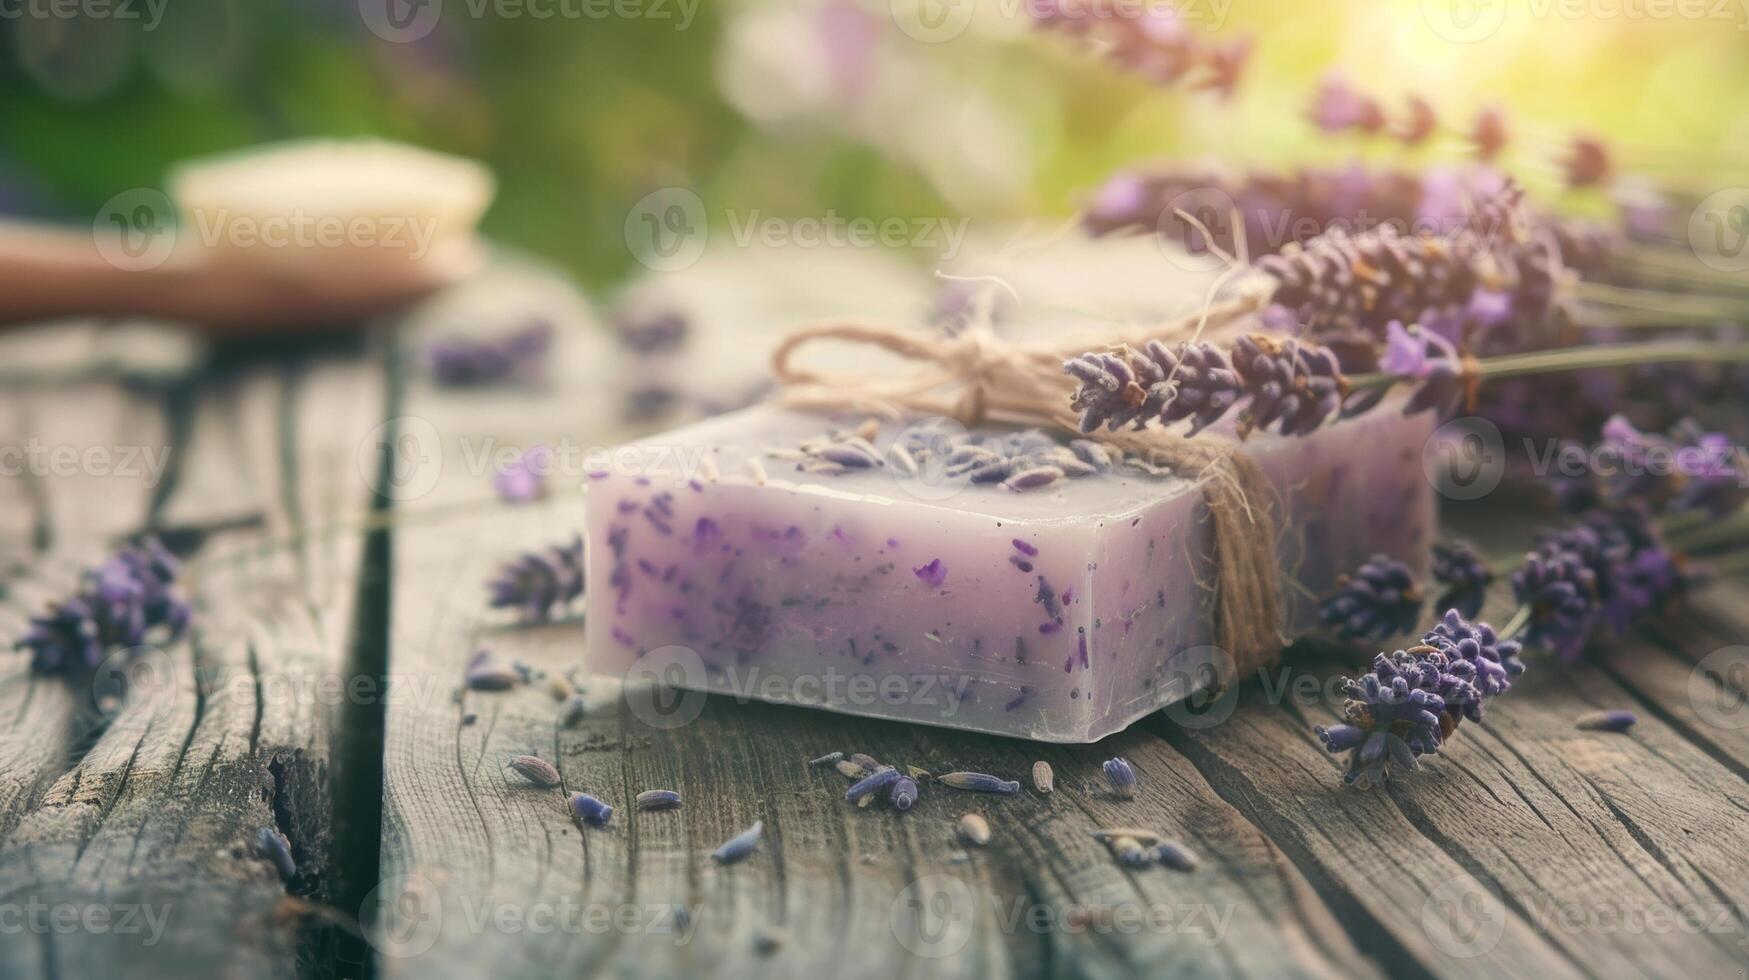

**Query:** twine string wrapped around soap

left=768, top=289, right=1290, bottom=675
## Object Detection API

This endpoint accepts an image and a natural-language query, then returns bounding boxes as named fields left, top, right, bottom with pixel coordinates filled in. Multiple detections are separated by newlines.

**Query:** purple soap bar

left=584, top=405, right=1434, bottom=742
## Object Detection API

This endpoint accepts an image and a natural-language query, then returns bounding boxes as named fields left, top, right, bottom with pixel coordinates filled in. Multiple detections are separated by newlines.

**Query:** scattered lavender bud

left=1004, top=466, right=1064, bottom=491
left=1575, top=709, right=1637, bottom=733
left=891, top=777, right=919, bottom=811
left=712, top=820, right=764, bottom=863
left=1101, top=758, right=1137, bottom=799
left=507, top=755, right=562, bottom=787
left=560, top=695, right=587, bottom=728
left=956, top=813, right=992, bottom=846
left=939, top=772, right=1021, bottom=794
left=1032, top=761, right=1054, bottom=794
left=846, top=767, right=902, bottom=804
left=461, top=712, right=477, bottom=726
left=569, top=792, right=614, bottom=827
left=636, top=790, right=684, bottom=811
left=1109, top=835, right=1150, bottom=868
left=809, top=751, right=845, bottom=768
left=487, top=535, right=585, bottom=622
left=465, top=649, right=520, bottom=691
left=255, top=826, right=295, bottom=881
left=1149, top=841, right=1199, bottom=872
left=753, top=928, right=785, bottom=956
left=493, top=445, right=551, bottom=504
left=1091, top=828, right=1163, bottom=846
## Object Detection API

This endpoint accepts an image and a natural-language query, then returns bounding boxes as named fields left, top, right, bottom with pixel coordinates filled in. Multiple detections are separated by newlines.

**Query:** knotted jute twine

left=768, top=290, right=1291, bottom=675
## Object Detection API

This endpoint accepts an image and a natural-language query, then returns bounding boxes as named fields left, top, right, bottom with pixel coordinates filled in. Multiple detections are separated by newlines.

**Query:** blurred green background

left=2, top=0, right=1745, bottom=289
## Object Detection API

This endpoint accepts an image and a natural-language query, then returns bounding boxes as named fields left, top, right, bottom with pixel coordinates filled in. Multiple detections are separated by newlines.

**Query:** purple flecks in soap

left=612, top=626, right=636, bottom=646
left=913, top=559, right=948, bottom=589
left=1012, top=538, right=1038, bottom=557
left=1039, top=622, right=1061, bottom=635
left=1009, top=557, right=1034, bottom=573
left=694, top=517, right=721, bottom=541
left=617, top=500, right=637, bottom=514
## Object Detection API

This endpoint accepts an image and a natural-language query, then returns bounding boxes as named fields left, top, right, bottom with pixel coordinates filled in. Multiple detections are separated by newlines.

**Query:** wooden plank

left=0, top=348, right=382, bottom=978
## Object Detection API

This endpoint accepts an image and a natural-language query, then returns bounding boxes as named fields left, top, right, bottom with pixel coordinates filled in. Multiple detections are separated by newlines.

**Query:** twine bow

left=768, top=290, right=1290, bottom=674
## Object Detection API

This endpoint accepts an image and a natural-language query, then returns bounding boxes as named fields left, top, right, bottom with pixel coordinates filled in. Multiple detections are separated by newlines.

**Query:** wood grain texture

left=0, top=349, right=381, bottom=979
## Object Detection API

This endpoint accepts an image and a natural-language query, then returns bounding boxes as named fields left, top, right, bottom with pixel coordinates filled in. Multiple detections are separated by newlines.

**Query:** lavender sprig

left=487, top=535, right=585, bottom=622
left=1319, top=556, right=1424, bottom=641
left=1430, top=541, right=1493, bottom=620
left=425, top=321, right=552, bottom=387
left=1316, top=610, right=1511, bottom=787
left=15, top=537, right=190, bottom=675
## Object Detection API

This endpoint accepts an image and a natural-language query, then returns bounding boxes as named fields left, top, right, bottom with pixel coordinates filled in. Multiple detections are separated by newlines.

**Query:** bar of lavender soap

left=585, top=405, right=1434, bottom=742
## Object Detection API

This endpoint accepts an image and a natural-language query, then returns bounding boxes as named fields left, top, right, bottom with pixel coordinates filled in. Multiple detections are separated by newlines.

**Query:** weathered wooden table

left=2, top=313, right=1747, bottom=979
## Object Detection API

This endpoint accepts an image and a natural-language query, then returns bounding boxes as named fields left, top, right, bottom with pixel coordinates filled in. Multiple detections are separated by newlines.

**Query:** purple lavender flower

left=1320, top=555, right=1424, bottom=641
left=493, top=445, right=551, bottom=504
left=425, top=321, right=552, bottom=387
left=1664, top=420, right=1745, bottom=518
left=1423, top=608, right=1523, bottom=697
left=15, top=537, right=190, bottom=675
left=1318, top=611, right=1519, bottom=787
left=1510, top=528, right=1605, bottom=662
left=1145, top=341, right=1243, bottom=435
left=1101, top=757, right=1137, bottom=799
left=1430, top=541, right=1493, bottom=620
left=1306, top=72, right=1385, bottom=135
left=1379, top=321, right=1465, bottom=417
left=1230, top=335, right=1347, bottom=437
left=1064, top=350, right=1150, bottom=433
left=912, top=559, right=948, bottom=589
left=1318, top=650, right=1448, bottom=787
left=487, top=535, right=585, bottom=622
left=613, top=310, right=688, bottom=357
